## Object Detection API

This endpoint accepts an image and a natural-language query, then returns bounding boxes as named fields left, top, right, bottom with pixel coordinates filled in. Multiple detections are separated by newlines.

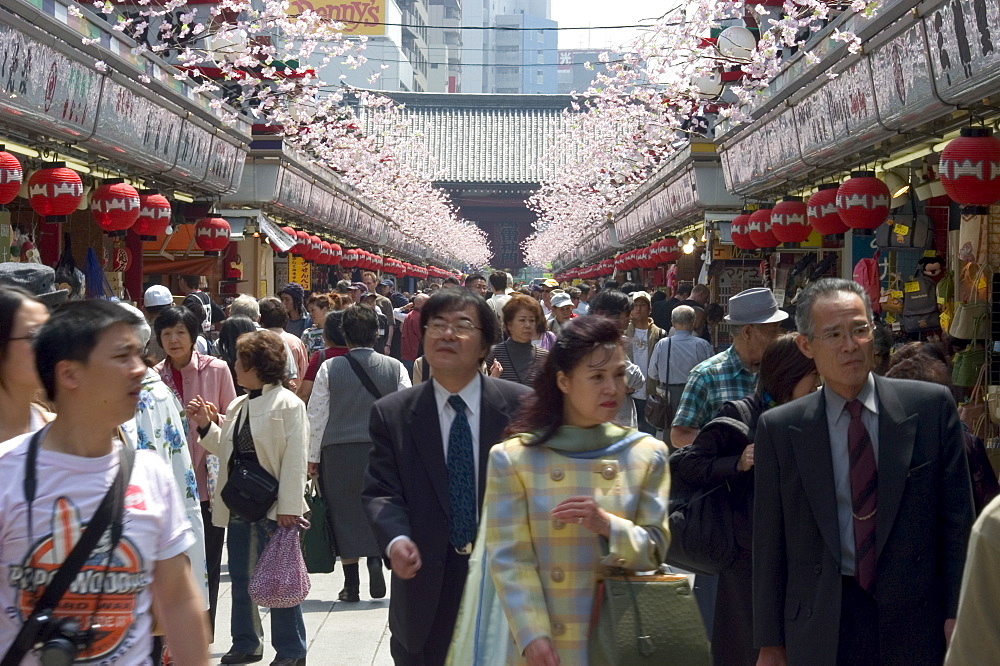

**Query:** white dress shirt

left=386, top=374, right=483, bottom=557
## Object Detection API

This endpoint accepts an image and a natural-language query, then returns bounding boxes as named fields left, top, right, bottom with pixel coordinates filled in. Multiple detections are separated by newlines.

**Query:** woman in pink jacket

left=154, top=306, right=236, bottom=641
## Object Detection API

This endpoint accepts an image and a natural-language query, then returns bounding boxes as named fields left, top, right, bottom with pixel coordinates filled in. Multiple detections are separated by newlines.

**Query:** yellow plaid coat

left=485, top=425, right=671, bottom=664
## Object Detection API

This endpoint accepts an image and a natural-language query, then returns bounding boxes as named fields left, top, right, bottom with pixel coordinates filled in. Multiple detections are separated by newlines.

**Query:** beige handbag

left=951, top=264, right=990, bottom=340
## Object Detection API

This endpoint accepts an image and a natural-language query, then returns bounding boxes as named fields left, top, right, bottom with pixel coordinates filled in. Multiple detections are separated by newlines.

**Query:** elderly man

left=755, top=278, right=973, bottom=666
left=670, top=288, right=786, bottom=449
left=648, top=304, right=713, bottom=441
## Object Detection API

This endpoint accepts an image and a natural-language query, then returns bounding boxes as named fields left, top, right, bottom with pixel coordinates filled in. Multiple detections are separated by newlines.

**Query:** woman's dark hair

left=217, top=315, right=257, bottom=368
left=505, top=316, right=623, bottom=447
left=236, top=330, right=287, bottom=385
left=420, top=288, right=499, bottom=354
left=704, top=302, right=725, bottom=324
left=756, top=333, right=817, bottom=405
left=342, top=304, right=378, bottom=348
left=36, top=300, right=143, bottom=401
left=259, top=297, right=288, bottom=329
left=502, top=294, right=544, bottom=327
left=153, top=306, right=200, bottom=349
left=323, top=309, right=347, bottom=346
left=589, top=289, right=632, bottom=316
left=0, top=288, right=42, bottom=388
left=885, top=341, right=952, bottom=387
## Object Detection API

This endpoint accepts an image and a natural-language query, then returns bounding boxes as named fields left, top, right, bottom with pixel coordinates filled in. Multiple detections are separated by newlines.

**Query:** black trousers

left=837, top=576, right=879, bottom=666
left=389, top=549, right=470, bottom=665
left=202, top=500, right=226, bottom=639
left=712, top=551, right=757, bottom=666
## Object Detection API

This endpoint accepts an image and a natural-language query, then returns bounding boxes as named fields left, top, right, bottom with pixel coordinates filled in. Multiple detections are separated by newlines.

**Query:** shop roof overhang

left=0, top=1, right=250, bottom=195
left=555, top=141, right=741, bottom=268
left=716, top=0, right=1000, bottom=197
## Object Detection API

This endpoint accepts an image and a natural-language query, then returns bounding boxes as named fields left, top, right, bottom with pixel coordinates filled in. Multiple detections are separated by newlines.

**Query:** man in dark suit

left=754, top=278, right=974, bottom=666
left=363, top=288, right=531, bottom=665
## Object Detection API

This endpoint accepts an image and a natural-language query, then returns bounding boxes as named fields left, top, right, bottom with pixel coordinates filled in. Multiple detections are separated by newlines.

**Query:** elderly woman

left=308, top=305, right=410, bottom=602
left=153, top=305, right=237, bottom=638
left=188, top=330, right=309, bottom=665
left=0, top=287, right=51, bottom=442
left=486, top=294, right=549, bottom=386
left=483, top=316, right=671, bottom=664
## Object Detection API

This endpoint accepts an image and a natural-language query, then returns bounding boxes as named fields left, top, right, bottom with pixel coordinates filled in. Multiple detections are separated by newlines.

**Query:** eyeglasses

left=814, top=324, right=874, bottom=344
left=425, top=320, right=482, bottom=339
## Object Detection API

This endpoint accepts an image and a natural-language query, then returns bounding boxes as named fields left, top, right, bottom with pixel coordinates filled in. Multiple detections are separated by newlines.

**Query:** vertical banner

left=288, top=255, right=312, bottom=289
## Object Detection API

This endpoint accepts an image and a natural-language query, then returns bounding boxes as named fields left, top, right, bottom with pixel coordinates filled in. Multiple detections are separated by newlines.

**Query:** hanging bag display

left=951, top=264, right=991, bottom=341
left=589, top=568, right=711, bottom=666
left=249, top=520, right=311, bottom=608
left=960, top=362, right=990, bottom=439
left=900, top=272, right=941, bottom=333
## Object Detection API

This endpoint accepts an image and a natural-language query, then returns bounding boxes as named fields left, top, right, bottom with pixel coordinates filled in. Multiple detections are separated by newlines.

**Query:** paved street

left=208, top=557, right=394, bottom=665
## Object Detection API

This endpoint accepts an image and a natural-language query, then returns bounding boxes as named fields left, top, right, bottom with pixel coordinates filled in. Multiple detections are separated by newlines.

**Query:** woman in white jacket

left=188, top=329, right=309, bottom=666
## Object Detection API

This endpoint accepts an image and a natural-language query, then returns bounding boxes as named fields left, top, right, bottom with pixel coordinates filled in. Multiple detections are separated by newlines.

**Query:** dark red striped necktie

left=846, top=399, right=878, bottom=593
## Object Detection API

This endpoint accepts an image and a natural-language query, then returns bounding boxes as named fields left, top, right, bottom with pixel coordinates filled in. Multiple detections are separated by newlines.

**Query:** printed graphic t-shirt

left=0, top=434, right=194, bottom=664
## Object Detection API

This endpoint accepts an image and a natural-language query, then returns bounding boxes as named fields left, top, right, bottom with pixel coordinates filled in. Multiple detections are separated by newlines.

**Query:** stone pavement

left=208, top=557, right=394, bottom=666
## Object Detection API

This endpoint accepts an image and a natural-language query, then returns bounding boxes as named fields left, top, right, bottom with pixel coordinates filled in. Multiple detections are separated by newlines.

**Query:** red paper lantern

left=194, top=217, right=231, bottom=255
left=771, top=196, right=811, bottom=243
left=342, top=248, right=359, bottom=268
left=372, top=254, right=384, bottom=272
left=0, top=148, right=23, bottom=205
left=305, top=235, right=323, bottom=262
left=132, top=189, right=172, bottom=241
left=91, top=179, right=140, bottom=236
left=730, top=210, right=756, bottom=250
left=659, top=238, right=681, bottom=262
left=836, top=172, right=890, bottom=230
left=28, top=162, right=84, bottom=223
left=807, top=184, right=848, bottom=235
left=328, top=243, right=342, bottom=265
left=747, top=204, right=778, bottom=248
left=111, top=246, right=132, bottom=272
left=939, top=127, right=1000, bottom=206
left=642, top=245, right=659, bottom=269
left=292, top=230, right=310, bottom=256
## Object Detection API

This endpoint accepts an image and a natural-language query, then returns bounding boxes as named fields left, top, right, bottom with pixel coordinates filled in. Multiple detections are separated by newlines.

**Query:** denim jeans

left=228, top=516, right=307, bottom=658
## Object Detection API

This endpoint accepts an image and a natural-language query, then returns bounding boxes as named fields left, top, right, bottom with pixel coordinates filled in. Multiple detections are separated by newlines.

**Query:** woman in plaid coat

left=484, top=316, right=672, bottom=665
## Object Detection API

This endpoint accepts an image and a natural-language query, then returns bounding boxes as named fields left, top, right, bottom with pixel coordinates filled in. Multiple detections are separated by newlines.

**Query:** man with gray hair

left=228, top=293, right=261, bottom=325
left=648, top=304, right=714, bottom=440
left=754, top=278, right=973, bottom=666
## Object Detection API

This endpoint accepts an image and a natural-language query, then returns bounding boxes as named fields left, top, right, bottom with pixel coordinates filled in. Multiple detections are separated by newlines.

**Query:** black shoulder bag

left=644, top=338, right=672, bottom=429
left=345, top=353, right=385, bottom=400
left=3, top=428, right=135, bottom=666
left=221, top=408, right=279, bottom=523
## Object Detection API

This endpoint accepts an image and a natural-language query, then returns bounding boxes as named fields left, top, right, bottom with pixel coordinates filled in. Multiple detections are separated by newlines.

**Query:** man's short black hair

left=36, top=300, right=142, bottom=401
left=676, top=283, right=693, bottom=298
left=153, top=306, right=201, bottom=348
left=488, top=272, right=508, bottom=292
left=589, top=289, right=632, bottom=316
left=323, top=310, right=347, bottom=346
left=577, top=283, right=590, bottom=296
left=465, top=273, right=486, bottom=286
left=420, top=288, right=499, bottom=353
left=341, top=305, right=378, bottom=348
left=442, top=276, right=461, bottom=287
left=259, top=297, right=288, bottom=329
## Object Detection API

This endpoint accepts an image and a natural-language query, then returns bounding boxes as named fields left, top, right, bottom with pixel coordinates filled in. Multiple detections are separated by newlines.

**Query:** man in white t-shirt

left=0, top=300, right=207, bottom=665
left=624, top=291, right=666, bottom=435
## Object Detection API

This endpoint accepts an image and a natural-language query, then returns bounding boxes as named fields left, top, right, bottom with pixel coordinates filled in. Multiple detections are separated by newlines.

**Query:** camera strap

left=1, top=427, right=135, bottom=666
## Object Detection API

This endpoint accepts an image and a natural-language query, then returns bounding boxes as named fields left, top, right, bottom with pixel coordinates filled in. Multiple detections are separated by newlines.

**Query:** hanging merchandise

left=0, top=147, right=22, bottom=206
left=729, top=210, right=756, bottom=250
left=771, top=196, right=811, bottom=243
left=951, top=264, right=991, bottom=341
left=807, top=184, right=848, bottom=235
left=836, top=172, right=890, bottom=229
left=133, top=190, right=172, bottom=241
left=875, top=211, right=933, bottom=250
left=194, top=217, right=231, bottom=255
left=899, top=268, right=941, bottom=334
left=747, top=204, right=778, bottom=248
left=958, top=206, right=989, bottom=264
left=53, top=232, right=85, bottom=299
left=83, top=246, right=114, bottom=299
left=852, top=251, right=882, bottom=315
left=28, top=162, right=84, bottom=224
left=91, top=179, right=141, bottom=236
left=939, top=127, right=1000, bottom=206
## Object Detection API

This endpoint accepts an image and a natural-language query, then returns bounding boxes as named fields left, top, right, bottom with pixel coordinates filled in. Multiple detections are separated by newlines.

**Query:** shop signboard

left=286, top=0, right=387, bottom=36
left=0, top=23, right=102, bottom=142
left=169, top=120, right=213, bottom=184
left=870, top=18, right=944, bottom=128
left=288, top=255, right=311, bottom=289
left=926, top=0, right=1000, bottom=106
left=794, top=87, right=839, bottom=164
left=204, top=136, right=246, bottom=194
left=307, top=186, right=335, bottom=225
left=87, top=77, right=181, bottom=172
left=274, top=168, right=312, bottom=217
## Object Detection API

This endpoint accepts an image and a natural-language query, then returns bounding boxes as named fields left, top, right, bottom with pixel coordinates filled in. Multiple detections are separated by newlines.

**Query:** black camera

left=13, top=611, right=94, bottom=666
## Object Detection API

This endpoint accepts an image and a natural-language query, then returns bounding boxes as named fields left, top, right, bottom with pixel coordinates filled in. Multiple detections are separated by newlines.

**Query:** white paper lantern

left=718, top=26, right=756, bottom=60
left=692, top=71, right=724, bottom=98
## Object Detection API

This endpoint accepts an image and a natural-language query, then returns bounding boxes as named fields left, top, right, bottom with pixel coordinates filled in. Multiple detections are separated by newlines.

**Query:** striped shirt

left=672, top=346, right=756, bottom=430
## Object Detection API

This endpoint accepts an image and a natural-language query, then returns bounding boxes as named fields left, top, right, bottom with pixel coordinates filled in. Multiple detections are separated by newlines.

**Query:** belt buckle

left=455, top=542, right=473, bottom=555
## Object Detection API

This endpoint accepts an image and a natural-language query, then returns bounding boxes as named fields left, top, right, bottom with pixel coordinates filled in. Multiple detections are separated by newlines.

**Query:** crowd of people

left=0, top=260, right=998, bottom=665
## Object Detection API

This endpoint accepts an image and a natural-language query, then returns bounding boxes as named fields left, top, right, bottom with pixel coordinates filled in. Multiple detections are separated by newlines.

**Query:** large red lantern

left=132, top=189, right=172, bottom=241
left=0, top=147, right=23, bottom=205
left=292, top=230, right=310, bottom=256
left=807, top=184, right=847, bottom=235
left=194, top=217, right=231, bottom=255
left=91, top=179, right=140, bottom=236
left=660, top=238, right=681, bottom=262
left=643, top=245, right=659, bottom=269
left=747, top=204, right=778, bottom=248
left=771, top=196, right=811, bottom=243
left=305, top=235, right=323, bottom=262
left=372, top=254, right=384, bottom=272
left=342, top=248, right=359, bottom=268
left=939, top=127, right=1000, bottom=205
left=730, top=210, right=756, bottom=250
left=28, top=162, right=84, bottom=224
left=836, top=172, right=890, bottom=229
left=328, top=243, right=342, bottom=265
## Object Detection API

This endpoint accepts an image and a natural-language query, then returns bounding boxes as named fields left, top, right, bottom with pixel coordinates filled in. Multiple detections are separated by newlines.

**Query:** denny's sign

left=287, top=0, right=386, bottom=35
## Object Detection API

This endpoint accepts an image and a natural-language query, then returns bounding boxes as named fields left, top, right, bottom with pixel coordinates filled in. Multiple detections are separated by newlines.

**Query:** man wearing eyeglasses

left=362, top=289, right=531, bottom=665
left=754, top=278, right=974, bottom=666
